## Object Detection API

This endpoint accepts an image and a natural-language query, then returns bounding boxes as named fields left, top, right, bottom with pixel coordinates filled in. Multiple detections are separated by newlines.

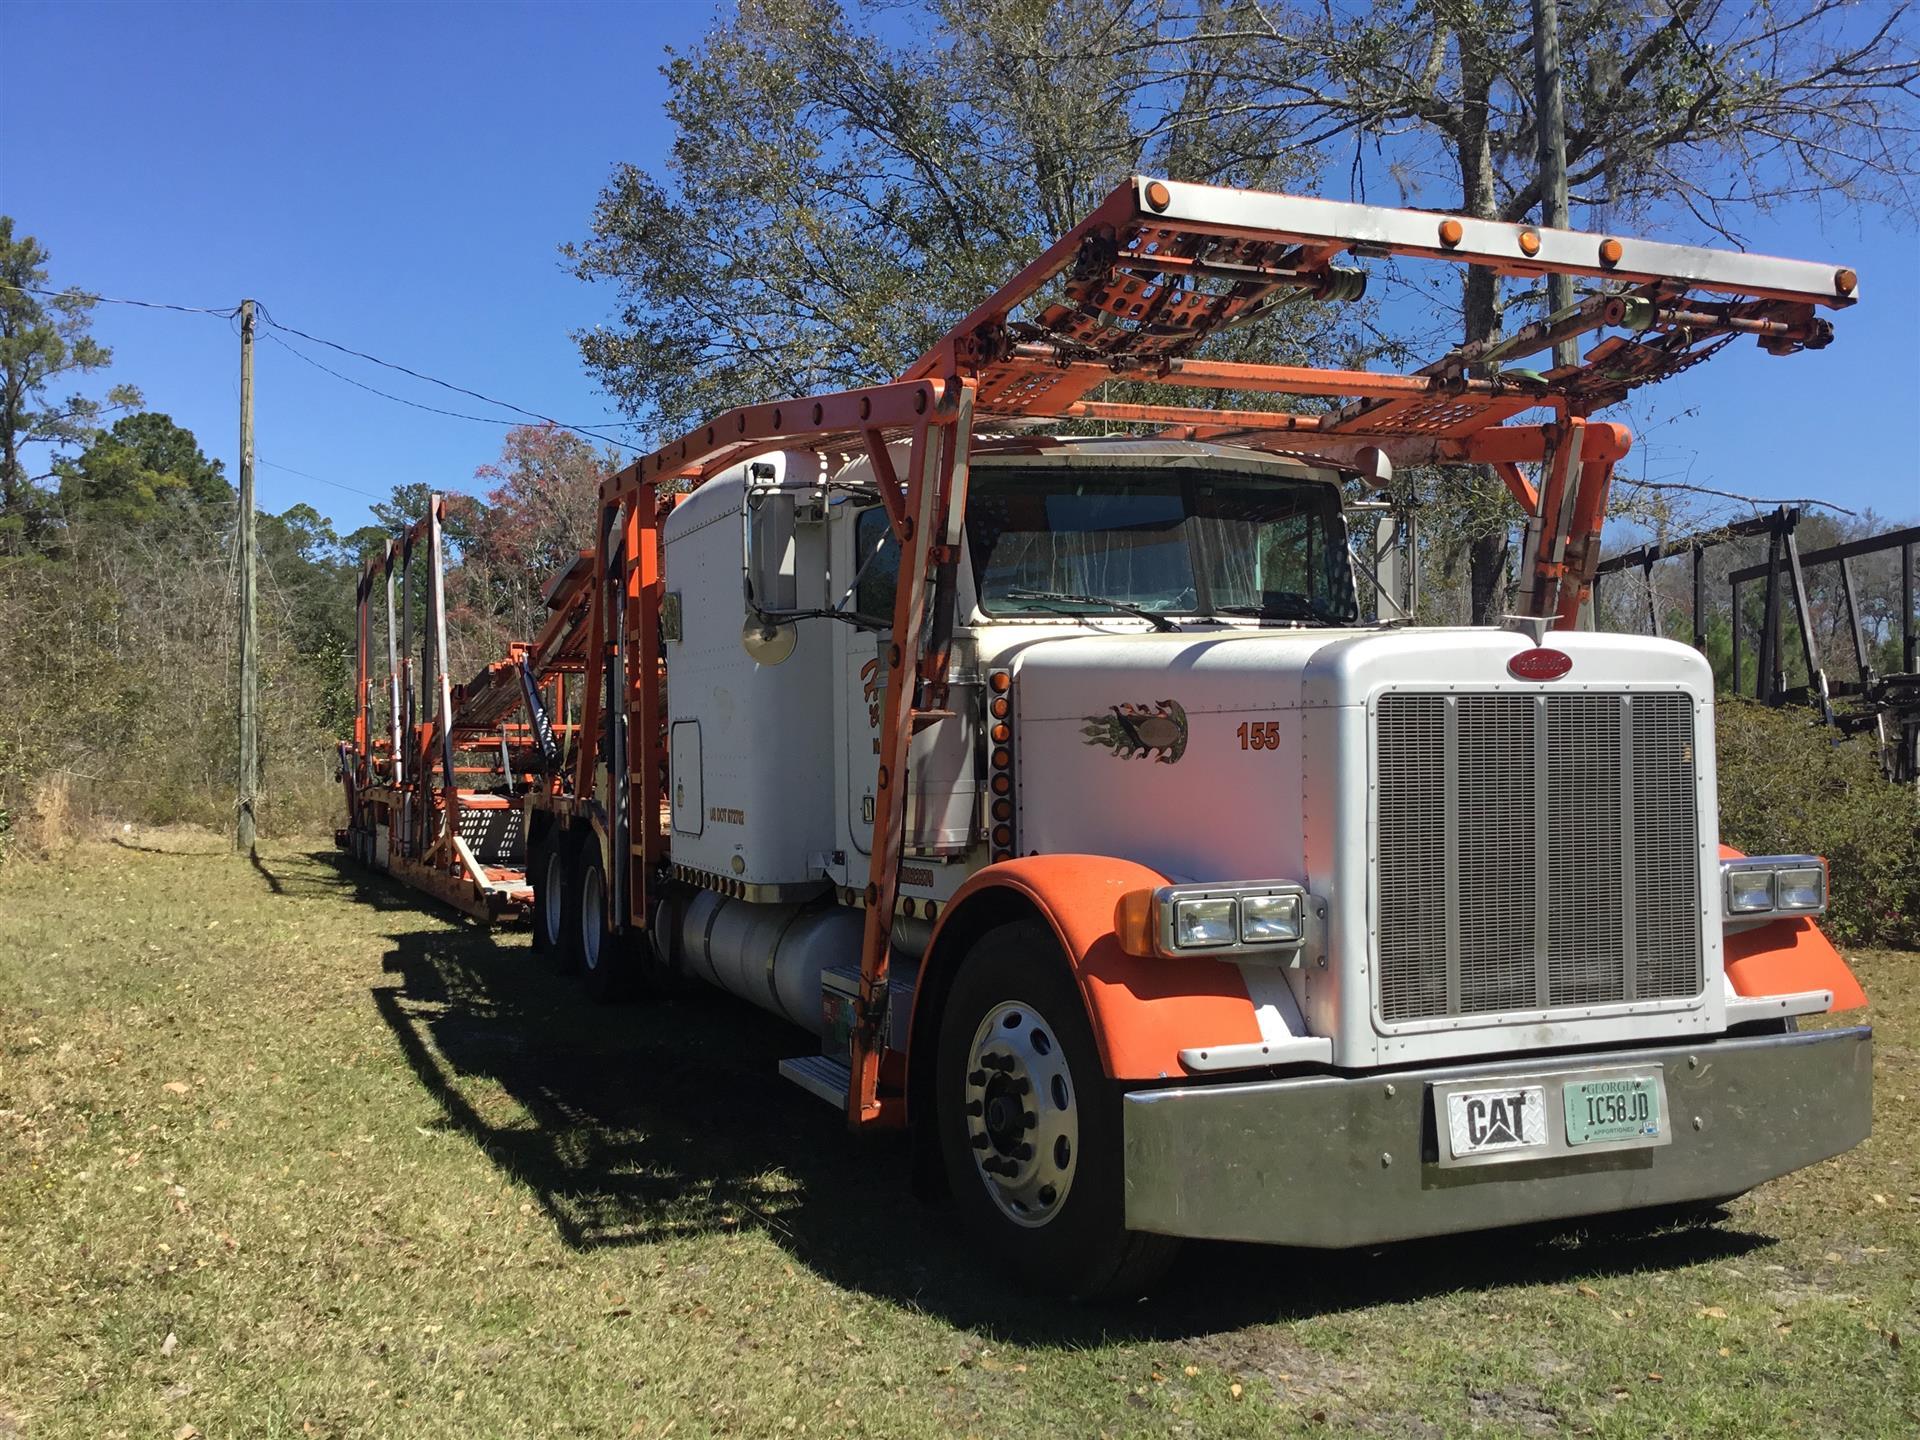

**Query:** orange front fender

left=1718, top=845, right=1867, bottom=1012
left=1725, top=917, right=1869, bottom=1013
left=919, top=855, right=1261, bottom=1080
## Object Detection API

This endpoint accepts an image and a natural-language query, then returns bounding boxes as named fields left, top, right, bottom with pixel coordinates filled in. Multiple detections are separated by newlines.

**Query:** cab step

left=778, top=1054, right=852, bottom=1107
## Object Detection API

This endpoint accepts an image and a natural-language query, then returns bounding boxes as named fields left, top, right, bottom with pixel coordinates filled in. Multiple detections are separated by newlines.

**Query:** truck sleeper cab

left=524, top=436, right=1871, bottom=1299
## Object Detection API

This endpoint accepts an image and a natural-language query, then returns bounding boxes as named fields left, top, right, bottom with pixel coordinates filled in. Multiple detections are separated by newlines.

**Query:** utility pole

left=1531, top=0, right=1577, bottom=371
left=235, top=298, right=258, bottom=855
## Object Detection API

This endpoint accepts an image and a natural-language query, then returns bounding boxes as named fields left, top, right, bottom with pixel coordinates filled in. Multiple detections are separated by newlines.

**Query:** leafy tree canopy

left=570, top=0, right=1918, bottom=622
left=566, top=0, right=1328, bottom=439
left=1, top=216, right=142, bottom=547
left=55, top=412, right=228, bottom=529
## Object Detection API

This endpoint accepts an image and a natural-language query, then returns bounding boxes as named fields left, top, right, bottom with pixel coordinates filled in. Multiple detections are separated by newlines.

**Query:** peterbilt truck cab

left=601, top=434, right=1870, bottom=1296
left=343, top=175, right=1873, bottom=1299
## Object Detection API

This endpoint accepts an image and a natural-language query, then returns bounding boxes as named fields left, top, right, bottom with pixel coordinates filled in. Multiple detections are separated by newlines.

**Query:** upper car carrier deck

left=338, top=175, right=1859, bottom=1129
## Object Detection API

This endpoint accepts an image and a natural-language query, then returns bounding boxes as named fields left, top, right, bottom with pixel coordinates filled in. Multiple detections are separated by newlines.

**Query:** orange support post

left=848, top=381, right=975, bottom=1129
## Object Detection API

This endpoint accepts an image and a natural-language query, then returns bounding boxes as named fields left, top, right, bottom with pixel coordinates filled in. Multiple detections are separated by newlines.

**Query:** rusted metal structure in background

left=1595, top=509, right=1919, bottom=781
left=340, top=175, right=1864, bottom=1133
left=337, top=501, right=546, bottom=919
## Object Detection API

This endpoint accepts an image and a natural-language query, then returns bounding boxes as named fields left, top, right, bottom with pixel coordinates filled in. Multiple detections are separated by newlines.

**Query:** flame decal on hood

left=1080, top=699, right=1189, bottom=764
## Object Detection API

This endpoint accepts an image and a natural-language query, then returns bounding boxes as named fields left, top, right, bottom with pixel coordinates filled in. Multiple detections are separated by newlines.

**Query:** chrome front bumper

left=1122, top=1026, right=1872, bottom=1247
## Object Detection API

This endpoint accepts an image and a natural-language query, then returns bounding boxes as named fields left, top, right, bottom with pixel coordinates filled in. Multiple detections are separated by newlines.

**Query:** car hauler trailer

left=338, top=177, right=1871, bottom=1297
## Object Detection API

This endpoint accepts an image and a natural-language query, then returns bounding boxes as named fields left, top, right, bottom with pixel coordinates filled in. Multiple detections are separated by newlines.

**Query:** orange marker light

left=1836, top=267, right=1858, bottom=296
left=992, top=825, right=1012, bottom=848
left=989, top=696, right=1010, bottom=719
left=991, top=774, right=1011, bottom=796
left=1598, top=237, right=1623, bottom=266
left=1113, top=888, right=1156, bottom=957
left=992, top=798, right=1013, bottom=821
left=1145, top=180, right=1171, bottom=212
left=990, top=722, right=1010, bottom=744
left=991, top=747, right=1011, bottom=769
left=1518, top=229, right=1542, bottom=257
left=989, top=672, right=1011, bottom=694
left=1437, top=218, right=1464, bottom=248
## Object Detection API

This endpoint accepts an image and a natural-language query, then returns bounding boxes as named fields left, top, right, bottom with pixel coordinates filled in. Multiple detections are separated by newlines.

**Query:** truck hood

left=1004, top=624, right=1714, bottom=718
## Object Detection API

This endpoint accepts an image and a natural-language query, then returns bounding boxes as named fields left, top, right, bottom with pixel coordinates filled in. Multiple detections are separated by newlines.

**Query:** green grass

left=1, top=837, right=1914, bottom=1438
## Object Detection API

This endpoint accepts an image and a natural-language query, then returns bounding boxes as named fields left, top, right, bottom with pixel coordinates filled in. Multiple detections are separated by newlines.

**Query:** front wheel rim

left=963, top=1000, right=1079, bottom=1228
left=580, top=863, right=604, bottom=971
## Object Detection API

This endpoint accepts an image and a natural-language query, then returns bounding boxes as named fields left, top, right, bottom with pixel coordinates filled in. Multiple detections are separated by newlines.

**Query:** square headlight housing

left=1726, top=867, right=1776, bottom=914
left=1239, top=892, right=1303, bottom=944
left=1172, top=897, right=1237, bottom=949
left=1152, top=882, right=1313, bottom=958
left=1721, top=855, right=1826, bottom=920
left=1775, top=864, right=1826, bottom=912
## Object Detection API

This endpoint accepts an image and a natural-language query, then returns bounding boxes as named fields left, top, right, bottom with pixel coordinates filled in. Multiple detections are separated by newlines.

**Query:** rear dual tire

left=530, top=827, right=575, bottom=971
left=563, top=838, right=632, bottom=1003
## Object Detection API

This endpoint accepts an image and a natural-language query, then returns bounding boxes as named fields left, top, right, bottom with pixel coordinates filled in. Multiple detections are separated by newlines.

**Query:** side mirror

left=744, top=484, right=798, bottom=616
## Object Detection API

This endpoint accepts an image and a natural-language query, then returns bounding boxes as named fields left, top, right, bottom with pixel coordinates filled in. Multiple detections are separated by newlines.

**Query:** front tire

left=935, top=920, right=1179, bottom=1300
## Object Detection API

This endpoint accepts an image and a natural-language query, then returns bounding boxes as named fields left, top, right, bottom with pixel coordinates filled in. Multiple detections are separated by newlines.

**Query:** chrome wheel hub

left=964, top=1001, right=1078, bottom=1227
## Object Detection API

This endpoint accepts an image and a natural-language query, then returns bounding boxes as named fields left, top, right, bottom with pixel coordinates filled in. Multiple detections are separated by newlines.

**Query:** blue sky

left=3, top=0, right=1916, bottom=539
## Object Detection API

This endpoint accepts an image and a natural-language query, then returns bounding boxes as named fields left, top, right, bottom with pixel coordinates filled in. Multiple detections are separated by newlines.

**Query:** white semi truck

left=340, top=178, right=1872, bottom=1297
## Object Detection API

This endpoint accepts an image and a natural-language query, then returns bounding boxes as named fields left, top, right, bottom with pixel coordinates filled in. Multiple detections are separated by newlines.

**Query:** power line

left=6, top=278, right=642, bottom=446
left=256, top=303, right=639, bottom=445
left=260, top=328, right=536, bottom=429
left=256, top=456, right=385, bottom=502
left=0, top=279, right=240, bottom=317
left=1619, top=477, right=1860, bottom=518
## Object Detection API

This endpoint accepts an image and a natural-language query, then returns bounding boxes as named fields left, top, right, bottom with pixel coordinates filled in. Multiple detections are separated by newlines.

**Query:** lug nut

left=1014, top=1142, right=1033, bottom=1161
left=1037, top=1184, right=1057, bottom=1206
left=971, top=1133, right=989, bottom=1150
left=1012, top=1076, right=1031, bottom=1094
left=965, top=1099, right=983, bottom=1117
left=967, top=1069, right=987, bottom=1086
left=1021, top=1111, right=1037, bottom=1129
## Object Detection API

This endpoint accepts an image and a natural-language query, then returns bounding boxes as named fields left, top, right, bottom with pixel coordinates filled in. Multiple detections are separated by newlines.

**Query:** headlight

left=1726, top=868, right=1776, bottom=914
left=1721, top=856, right=1827, bottom=920
left=1776, top=865, right=1826, bottom=911
left=1151, top=882, right=1315, bottom=958
left=1172, top=897, right=1237, bottom=949
left=1240, top=892, right=1302, bottom=944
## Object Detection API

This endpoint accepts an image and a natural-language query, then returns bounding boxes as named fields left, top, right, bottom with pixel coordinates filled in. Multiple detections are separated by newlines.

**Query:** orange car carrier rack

left=337, top=175, right=1857, bottom=1130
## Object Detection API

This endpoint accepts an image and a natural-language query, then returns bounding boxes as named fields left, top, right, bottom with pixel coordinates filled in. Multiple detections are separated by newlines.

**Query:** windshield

left=965, top=465, right=1358, bottom=623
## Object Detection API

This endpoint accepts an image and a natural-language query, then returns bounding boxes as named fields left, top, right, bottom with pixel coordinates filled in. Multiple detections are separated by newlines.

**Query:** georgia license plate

left=1564, top=1074, right=1664, bottom=1146
left=1445, top=1084, right=1549, bottom=1160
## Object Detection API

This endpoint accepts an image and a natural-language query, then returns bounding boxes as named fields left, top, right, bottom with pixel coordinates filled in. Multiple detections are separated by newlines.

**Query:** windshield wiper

left=1210, top=597, right=1342, bottom=626
left=1004, top=588, right=1182, bottom=633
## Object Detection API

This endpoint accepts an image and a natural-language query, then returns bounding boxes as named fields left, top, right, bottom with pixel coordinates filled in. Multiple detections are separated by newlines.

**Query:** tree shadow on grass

left=317, top=848, right=1775, bottom=1345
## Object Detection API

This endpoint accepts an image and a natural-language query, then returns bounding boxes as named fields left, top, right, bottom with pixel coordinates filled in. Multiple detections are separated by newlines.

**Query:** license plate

left=1564, top=1074, right=1664, bottom=1146
left=1445, top=1084, right=1548, bottom=1160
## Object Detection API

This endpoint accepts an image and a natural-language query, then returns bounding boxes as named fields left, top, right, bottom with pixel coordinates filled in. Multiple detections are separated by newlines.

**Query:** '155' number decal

left=1237, top=720, right=1281, bottom=751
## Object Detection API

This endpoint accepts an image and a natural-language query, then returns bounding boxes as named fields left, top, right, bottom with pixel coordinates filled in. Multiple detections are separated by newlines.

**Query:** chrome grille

left=1375, top=691, right=1702, bottom=1024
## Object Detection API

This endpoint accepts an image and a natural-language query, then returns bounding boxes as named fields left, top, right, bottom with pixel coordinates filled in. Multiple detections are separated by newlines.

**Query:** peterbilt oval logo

left=1507, top=647, right=1573, bottom=681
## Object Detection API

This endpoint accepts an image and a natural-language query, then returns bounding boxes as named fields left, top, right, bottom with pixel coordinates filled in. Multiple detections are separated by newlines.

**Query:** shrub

left=1714, top=697, right=1920, bottom=948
